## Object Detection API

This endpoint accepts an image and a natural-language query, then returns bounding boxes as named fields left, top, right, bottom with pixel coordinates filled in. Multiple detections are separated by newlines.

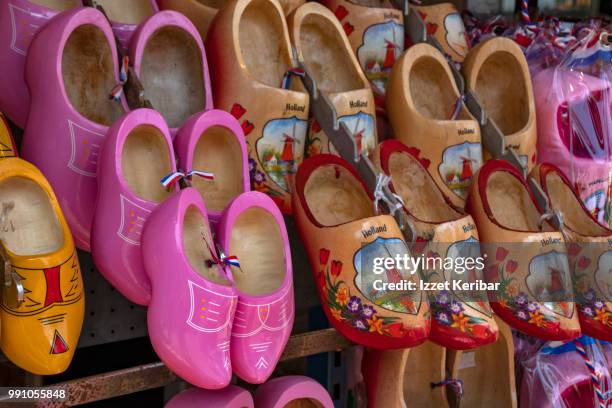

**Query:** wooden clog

left=166, top=385, right=254, bottom=408
left=0, top=113, right=17, bottom=159
left=206, top=0, right=310, bottom=214
left=530, top=163, right=612, bottom=341
left=387, top=43, right=482, bottom=209
left=462, top=37, right=537, bottom=170
left=94, top=0, right=158, bottom=49
left=0, top=158, right=84, bottom=375
left=288, top=2, right=377, bottom=157
left=254, top=376, right=334, bottom=408
left=467, top=159, right=581, bottom=340
left=411, top=3, right=470, bottom=63
left=320, top=0, right=403, bottom=99
left=293, top=154, right=429, bottom=349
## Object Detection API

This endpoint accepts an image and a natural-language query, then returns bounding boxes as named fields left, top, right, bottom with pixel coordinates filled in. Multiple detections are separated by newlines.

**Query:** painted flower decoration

left=577, top=256, right=591, bottom=270
left=368, top=316, right=385, bottom=334
left=516, top=310, right=528, bottom=320
left=354, top=319, right=367, bottom=331
left=253, top=170, right=266, bottom=185
left=450, top=301, right=463, bottom=314
left=496, top=247, right=509, bottom=261
left=335, top=287, right=349, bottom=306
left=527, top=302, right=539, bottom=312
left=319, top=248, right=330, bottom=266
left=583, top=306, right=594, bottom=317
left=361, top=305, right=376, bottom=319
left=436, top=311, right=451, bottom=325
left=331, top=260, right=343, bottom=278
left=331, top=307, right=343, bottom=321
left=584, top=288, right=596, bottom=302
left=514, top=292, right=529, bottom=307
left=436, top=291, right=451, bottom=307
left=348, top=296, right=362, bottom=313
left=506, top=260, right=518, bottom=273
left=248, top=158, right=257, bottom=174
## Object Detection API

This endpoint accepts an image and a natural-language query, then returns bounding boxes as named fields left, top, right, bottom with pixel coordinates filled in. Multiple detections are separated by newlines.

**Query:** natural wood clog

left=467, top=159, right=581, bottom=340
left=94, top=0, right=158, bottom=49
left=411, top=3, right=470, bottom=63
left=293, top=154, right=429, bottom=349
left=288, top=2, right=377, bottom=158
left=0, top=158, right=84, bottom=375
left=387, top=43, right=482, bottom=209
left=530, top=163, right=612, bottom=341
left=206, top=0, right=310, bottom=214
left=462, top=37, right=537, bottom=170
left=0, top=113, right=17, bottom=159
left=321, top=0, right=403, bottom=99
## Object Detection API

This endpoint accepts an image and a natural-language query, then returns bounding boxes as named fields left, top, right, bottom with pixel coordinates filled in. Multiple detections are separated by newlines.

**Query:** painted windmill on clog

left=281, top=122, right=301, bottom=191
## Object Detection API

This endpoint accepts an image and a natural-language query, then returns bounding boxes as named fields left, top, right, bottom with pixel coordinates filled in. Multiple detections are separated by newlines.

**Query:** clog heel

left=165, top=385, right=254, bottom=408
left=0, top=113, right=17, bottom=159
left=93, top=0, right=158, bottom=49
left=206, top=0, right=310, bottom=214
left=288, top=2, right=377, bottom=157
left=21, top=7, right=128, bottom=251
left=92, top=109, right=177, bottom=306
left=254, top=376, right=333, bottom=408
left=0, top=158, right=84, bottom=375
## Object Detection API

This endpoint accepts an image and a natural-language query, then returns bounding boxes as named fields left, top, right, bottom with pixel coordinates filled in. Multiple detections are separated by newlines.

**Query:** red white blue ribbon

left=281, top=68, right=305, bottom=89
left=160, top=170, right=215, bottom=188
left=203, top=239, right=241, bottom=270
left=521, top=0, right=530, bottom=24
left=110, top=56, right=130, bottom=101
left=573, top=339, right=607, bottom=408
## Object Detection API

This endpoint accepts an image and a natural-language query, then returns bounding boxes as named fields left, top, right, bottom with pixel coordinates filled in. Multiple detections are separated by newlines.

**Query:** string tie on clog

left=373, top=174, right=404, bottom=216
left=449, top=94, right=465, bottom=120
left=160, top=170, right=215, bottom=188
left=109, top=55, right=129, bottom=101
left=431, top=378, right=464, bottom=400
left=574, top=339, right=607, bottom=408
left=281, top=68, right=305, bottom=89
left=203, top=240, right=241, bottom=270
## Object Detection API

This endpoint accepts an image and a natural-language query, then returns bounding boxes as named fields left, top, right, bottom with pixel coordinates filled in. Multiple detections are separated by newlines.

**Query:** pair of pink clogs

left=19, top=6, right=212, bottom=251
left=92, top=108, right=294, bottom=388
left=0, top=0, right=159, bottom=129
left=166, top=376, right=334, bottom=408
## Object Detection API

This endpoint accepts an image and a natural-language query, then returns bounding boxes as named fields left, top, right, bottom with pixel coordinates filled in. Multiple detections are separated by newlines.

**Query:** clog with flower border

left=94, top=0, right=158, bottom=50
left=21, top=7, right=128, bottom=252
left=293, top=154, right=429, bottom=349
left=216, top=191, right=294, bottom=384
left=287, top=2, right=377, bottom=159
left=174, top=109, right=249, bottom=231
left=387, top=43, right=482, bottom=209
left=92, top=108, right=176, bottom=306
left=129, top=10, right=213, bottom=135
left=530, top=163, right=612, bottom=341
left=142, top=187, right=236, bottom=388
left=0, top=113, right=17, bottom=159
left=462, top=37, right=537, bottom=170
left=371, top=140, right=498, bottom=350
left=254, top=376, right=333, bottom=408
left=0, top=0, right=78, bottom=128
left=0, top=158, right=84, bottom=375
left=165, top=385, right=254, bottom=408
left=206, top=0, right=310, bottom=214
left=466, top=159, right=580, bottom=340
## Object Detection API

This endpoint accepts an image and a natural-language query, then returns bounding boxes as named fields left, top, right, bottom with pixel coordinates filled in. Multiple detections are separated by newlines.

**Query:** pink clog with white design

left=95, top=0, right=159, bottom=50
left=0, top=0, right=78, bottom=128
left=142, top=187, right=237, bottom=389
left=92, top=108, right=176, bottom=305
left=217, top=191, right=294, bottom=384
left=21, top=7, right=128, bottom=251
left=129, top=10, right=213, bottom=134
left=165, top=385, right=254, bottom=408
left=174, top=109, right=250, bottom=230
left=254, top=376, right=334, bottom=408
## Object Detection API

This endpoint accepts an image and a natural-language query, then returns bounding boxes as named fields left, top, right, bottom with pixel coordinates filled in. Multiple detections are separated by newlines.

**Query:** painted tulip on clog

left=0, top=0, right=78, bottom=128
left=254, top=376, right=334, bottom=408
left=129, top=10, right=213, bottom=134
left=0, top=158, right=84, bottom=375
left=94, top=0, right=158, bottom=50
left=165, top=385, right=254, bottom=408
left=22, top=7, right=128, bottom=251
left=293, top=154, right=429, bottom=349
left=287, top=2, right=377, bottom=158
left=372, top=140, right=498, bottom=350
left=216, top=191, right=294, bottom=384
left=92, top=108, right=176, bottom=306
left=206, top=0, right=310, bottom=214
left=530, top=163, right=612, bottom=341
left=387, top=43, right=482, bottom=209
left=0, top=113, right=17, bottom=159
left=462, top=37, right=537, bottom=170
left=467, top=159, right=580, bottom=340
left=142, top=188, right=236, bottom=389
left=174, top=109, right=249, bottom=230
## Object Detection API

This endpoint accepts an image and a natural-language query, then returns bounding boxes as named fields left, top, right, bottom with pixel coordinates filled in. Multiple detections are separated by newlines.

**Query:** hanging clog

left=254, top=376, right=334, bottom=408
left=165, top=385, right=254, bottom=408
left=94, top=0, right=159, bottom=50
left=0, top=113, right=17, bottom=159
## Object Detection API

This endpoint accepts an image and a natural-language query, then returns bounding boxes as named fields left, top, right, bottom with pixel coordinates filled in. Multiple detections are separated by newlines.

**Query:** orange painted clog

left=0, top=113, right=17, bottom=159
left=0, top=158, right=84, bottom=374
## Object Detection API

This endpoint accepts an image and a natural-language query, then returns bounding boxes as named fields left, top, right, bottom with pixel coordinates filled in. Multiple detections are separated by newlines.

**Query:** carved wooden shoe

left=467, top=159, right=581, bottom=340
left=166, top=385, right=254, bottom=408
left=21, top=7, right=128, bottom=251
left=462, top=37, right=537, bottom=170
left=411, top=3, right=470, bottom=63
left=0, top=113, right=17, bottom=159
left=0, top=0, right=78, bottom=128
left=254, top=376, right=334, bottom=408
left=372, top=140, right=498, bottom=350
left=129, top=10, right=213, bottom=134
left=0, top=158, right=84, bottom=375
left=206, top=0, right=310, bottom=214
left=288, top=2, right=377, bottom=158
left=320, top=0, right=403, bottom=100
left=387, top=43, right=482, bottom=209
left=293, top=154, right=429, bottom=349
left=530, top=163, right=612, bottom=341
left=95, top=0, right=158, bottom=50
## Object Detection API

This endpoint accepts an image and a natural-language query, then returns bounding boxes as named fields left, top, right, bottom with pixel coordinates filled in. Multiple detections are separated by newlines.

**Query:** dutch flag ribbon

left=160, top=170, right=215, bottom=188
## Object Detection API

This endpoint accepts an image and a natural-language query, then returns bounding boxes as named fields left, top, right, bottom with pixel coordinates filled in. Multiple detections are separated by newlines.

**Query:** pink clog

left=165, top=385, right=254, bottom=408
left=174, top=109, right=250, bottom=230
left=92, top=108, right=176, bottom=306
left=129, top=10, right=213, bottom=134
left=142, top=187, right=237, bottom=389
left=254, top=376, right=334, bottom=408
left=216, top=191, right=294, bottom=384
left=0, top=0, right=78, bottom=128
left=21, top=7, right=128, bottom=251
left=95, top=0, right=159, bottom=50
